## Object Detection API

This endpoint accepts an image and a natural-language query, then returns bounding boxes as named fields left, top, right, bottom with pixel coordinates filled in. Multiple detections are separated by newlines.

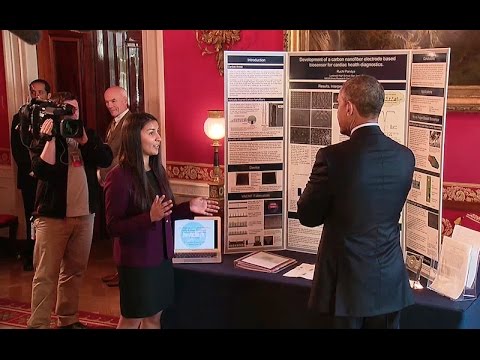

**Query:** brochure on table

left=234, top=251, right=297, bottom=273
left=427, top=226, right=480, bottom=301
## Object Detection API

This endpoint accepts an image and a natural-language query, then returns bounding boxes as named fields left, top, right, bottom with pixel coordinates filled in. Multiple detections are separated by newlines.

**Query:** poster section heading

left=289, top=53, right=408, bottom=81
left=226, top=53, right=285, bottom=100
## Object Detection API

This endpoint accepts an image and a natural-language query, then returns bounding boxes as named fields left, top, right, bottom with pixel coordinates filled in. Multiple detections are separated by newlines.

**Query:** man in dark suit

left=99, top=86, right=131, bottom=287
left=10, top=79, right=51, bottom=271
left=297, top=75, right=415, bottom=329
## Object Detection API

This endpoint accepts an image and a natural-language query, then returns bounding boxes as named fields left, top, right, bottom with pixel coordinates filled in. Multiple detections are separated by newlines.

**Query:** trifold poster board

left=224, top=49, right=450, bottom=281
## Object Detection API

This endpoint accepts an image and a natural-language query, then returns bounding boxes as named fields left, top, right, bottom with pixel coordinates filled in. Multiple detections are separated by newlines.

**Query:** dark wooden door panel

left=52, top=40, right=81, bottom=101
left=37, top=30, right=95, bottom=129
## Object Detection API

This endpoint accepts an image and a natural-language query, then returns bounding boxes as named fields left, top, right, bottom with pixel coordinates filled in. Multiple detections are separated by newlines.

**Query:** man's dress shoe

left=58, top=322, right=88, bottom=329
left=101, top=272, right=118, bottom=283
left=105, top=276, right=119, bottom=287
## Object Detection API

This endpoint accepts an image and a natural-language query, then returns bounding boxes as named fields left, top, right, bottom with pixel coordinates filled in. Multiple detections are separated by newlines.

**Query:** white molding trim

left=2, top=30, right=38, bottom=240
left=142, top=30, right=166, bottom=167
left=2, top=30, right=39, bottom=124
left=170, top=179, right=209, bottom=198
left=0, top=166, right=17, bottom=238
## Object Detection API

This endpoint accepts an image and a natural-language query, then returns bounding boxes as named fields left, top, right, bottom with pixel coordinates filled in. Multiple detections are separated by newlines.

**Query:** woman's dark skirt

left=118, top=260, right=174, bottom=318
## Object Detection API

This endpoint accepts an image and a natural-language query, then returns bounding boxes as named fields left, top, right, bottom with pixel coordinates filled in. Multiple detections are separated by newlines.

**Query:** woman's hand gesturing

left=189, top=197, right=220, bottom=216
left=150, top=195, right=173, bottom=222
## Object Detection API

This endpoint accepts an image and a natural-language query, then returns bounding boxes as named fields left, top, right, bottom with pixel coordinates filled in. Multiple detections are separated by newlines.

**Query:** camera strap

left=67, top=138, right=83, bottom=167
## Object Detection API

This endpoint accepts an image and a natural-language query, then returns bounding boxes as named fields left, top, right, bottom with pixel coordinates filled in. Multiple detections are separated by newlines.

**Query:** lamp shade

left=204, top=110, right=225, bottom=140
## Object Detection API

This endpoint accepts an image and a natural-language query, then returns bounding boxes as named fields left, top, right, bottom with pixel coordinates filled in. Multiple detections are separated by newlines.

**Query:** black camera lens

left=60, top=119, right=83, bottom=138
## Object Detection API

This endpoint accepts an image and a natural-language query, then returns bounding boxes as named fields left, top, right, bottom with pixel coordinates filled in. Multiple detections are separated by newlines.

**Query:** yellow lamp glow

left=204, top=110, right=225, bottom=142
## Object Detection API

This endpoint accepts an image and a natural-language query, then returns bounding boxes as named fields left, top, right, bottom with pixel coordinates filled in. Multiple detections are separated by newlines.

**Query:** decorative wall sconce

left=195, top=30, right=241, bottom=76
left=204, top=110, right=225, bottom=201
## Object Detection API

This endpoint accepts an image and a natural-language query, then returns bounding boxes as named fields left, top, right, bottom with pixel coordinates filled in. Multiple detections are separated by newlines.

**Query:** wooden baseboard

left=170, top=179, right=209, bottom=202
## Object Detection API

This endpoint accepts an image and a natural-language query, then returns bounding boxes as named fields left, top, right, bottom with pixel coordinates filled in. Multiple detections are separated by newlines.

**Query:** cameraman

left=27, top=92, right=113, bottom=329
left=10, top=79, right=51, bottom=271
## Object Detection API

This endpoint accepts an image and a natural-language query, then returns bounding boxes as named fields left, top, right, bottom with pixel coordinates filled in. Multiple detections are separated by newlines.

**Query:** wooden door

left=37, top=30, right=96, bottom=130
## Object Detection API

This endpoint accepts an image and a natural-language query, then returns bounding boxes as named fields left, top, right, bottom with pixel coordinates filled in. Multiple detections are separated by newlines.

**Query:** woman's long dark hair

left=118, top=112, right=174, bottom=212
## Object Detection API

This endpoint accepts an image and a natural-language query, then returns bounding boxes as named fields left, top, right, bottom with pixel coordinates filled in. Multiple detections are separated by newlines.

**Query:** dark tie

left=106, top=120, right=116, bottom=142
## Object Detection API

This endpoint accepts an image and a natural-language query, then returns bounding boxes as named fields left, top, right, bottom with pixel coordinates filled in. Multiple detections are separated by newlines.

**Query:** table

left=162, top=250, right=480, bottom=329
left=401, top=283, right=480, bottom=328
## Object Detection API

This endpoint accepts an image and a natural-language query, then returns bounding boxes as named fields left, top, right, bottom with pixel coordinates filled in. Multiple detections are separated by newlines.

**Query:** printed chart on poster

left=404, top=49, right=450, bottom=281
left=286, top=50, right=410, bottom=253
left=224, top=52, right=286, bottom=253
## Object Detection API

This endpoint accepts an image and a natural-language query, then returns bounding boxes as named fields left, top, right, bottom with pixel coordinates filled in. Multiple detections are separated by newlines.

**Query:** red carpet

left=0, top=298, right=119, bottom=329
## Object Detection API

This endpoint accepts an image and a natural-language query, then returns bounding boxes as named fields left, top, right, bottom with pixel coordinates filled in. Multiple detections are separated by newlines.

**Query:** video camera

left=18, top=98, right=83, bottom=142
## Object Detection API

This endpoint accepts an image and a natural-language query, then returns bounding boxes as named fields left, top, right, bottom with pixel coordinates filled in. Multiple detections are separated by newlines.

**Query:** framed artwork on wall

left=285, top=30, right=480, bottom=112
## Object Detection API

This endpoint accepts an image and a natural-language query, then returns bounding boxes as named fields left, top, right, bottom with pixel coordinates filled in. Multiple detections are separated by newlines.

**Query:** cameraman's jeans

left=27, top=214, right=94, bottom=328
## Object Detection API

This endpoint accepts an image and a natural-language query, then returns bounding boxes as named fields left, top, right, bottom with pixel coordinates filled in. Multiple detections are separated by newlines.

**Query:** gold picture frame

left=285, top=30, right=480, bottom=112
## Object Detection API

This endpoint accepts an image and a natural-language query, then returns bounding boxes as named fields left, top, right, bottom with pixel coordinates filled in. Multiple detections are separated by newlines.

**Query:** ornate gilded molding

left=442, top=218, right=453, bottom=237
left=167, top=161, right=224, bottom=182
left=466, top=213, right=480, bottom=223
left=195, top=30, right=241, bottom=76
left=446, top=86, right=480, bottom=112
left=442, top=182, right=480, bottom=233
left=283, top=30, right=289, bottom=51
left=443, top=182, right=480, bottom=203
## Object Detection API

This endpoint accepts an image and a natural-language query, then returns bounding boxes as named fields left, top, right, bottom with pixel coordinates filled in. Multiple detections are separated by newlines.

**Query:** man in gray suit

left=98, top=86, right=131, bottom=186
left=297, top=75, right=415, bottom=329
left=99, top=86, right=131, bottom=286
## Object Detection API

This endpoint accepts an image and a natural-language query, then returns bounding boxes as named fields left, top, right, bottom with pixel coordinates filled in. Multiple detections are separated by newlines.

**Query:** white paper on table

left=452, top=225, right=480, bottom=288
left=430, top=236, right=472, bottom=300
left=240, top=251, right=291, bottom=270
left=283, top=263, right=315, bottom=280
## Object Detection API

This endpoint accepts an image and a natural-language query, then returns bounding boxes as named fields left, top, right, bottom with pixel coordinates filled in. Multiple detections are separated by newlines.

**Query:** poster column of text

left=224, top=52, right=286, bottom=253
left=405, top=50, right=450, bottom=280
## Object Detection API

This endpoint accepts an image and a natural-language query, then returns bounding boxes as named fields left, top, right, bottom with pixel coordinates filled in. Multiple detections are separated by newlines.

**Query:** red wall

left=1, top=30, right=478, bottom=184
left=163, top=30, right=284, bottom=164
left=444, top=112, right=480, bottom=183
